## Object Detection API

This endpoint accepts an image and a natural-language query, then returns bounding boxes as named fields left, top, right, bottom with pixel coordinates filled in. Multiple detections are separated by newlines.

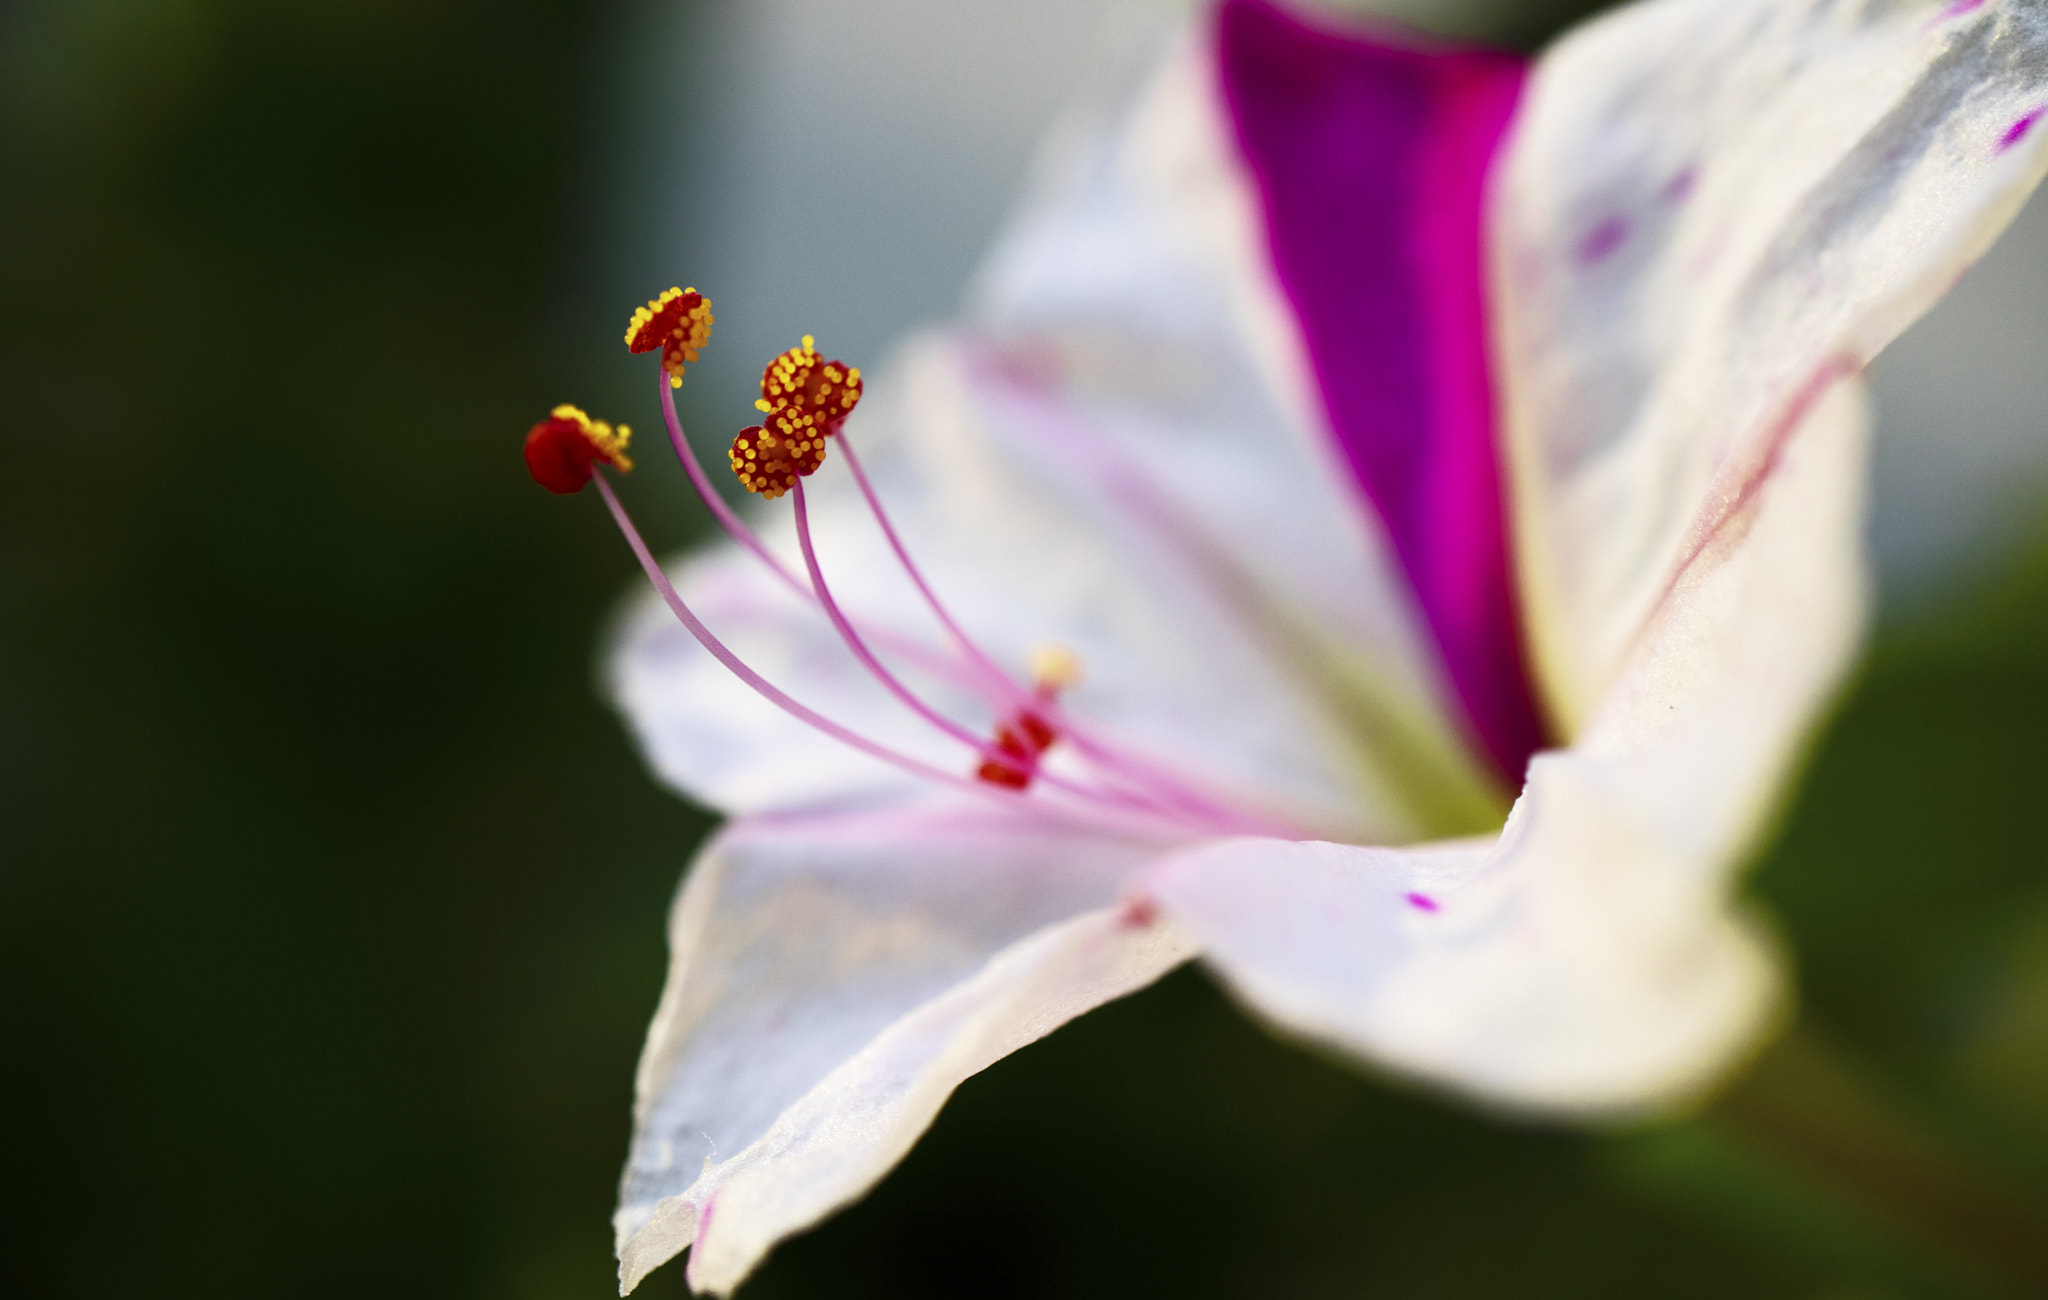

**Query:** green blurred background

left=5, top=1, right=2048, bottom=1296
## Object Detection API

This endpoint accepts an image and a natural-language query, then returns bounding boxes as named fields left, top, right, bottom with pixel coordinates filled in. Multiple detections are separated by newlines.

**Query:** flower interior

left=531, top=290, right=1309, bottom=841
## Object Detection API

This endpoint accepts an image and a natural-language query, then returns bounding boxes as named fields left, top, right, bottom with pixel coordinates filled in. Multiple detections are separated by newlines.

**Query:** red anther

left=759, top=336, right=863, bottom=429
left=1017, top=711, right=1058, bottom=754
left=525, top=405, right=632, bottom=494
left=993, top=726, right=1032, bottom=761
left=626, top=288, right=714, bottom=388
left=729, top=408, right=828, bottom=501
left=976, top=758, right=1033, bottom=789
left=973, top=712, right=1059, bottom=790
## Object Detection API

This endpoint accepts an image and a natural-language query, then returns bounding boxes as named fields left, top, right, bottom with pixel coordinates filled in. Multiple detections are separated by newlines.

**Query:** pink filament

left=836, top=428, right=1264, bottom=829
left=657, top=376, right=1003, bottom=701
left=836, top=432, right=1030, bottom=707
left=594, top=471, right=1231, bottom=840
left=593, top=471, right=992, bottom=799
left=620, top=363, right=1311, bottom=841
left=656, top=366, right=812, bottom=603
left=790, top=479, right=1011, bottom=758
left=791, top=478, right=1171, bottom=813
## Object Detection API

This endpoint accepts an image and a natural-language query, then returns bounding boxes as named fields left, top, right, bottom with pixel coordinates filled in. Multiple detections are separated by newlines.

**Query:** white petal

left=1153, top=375, right=1873, bottom=1114
left=613, top=801, right=1191, bottom=1294
left=1496, top=0, right=2048, bottom=728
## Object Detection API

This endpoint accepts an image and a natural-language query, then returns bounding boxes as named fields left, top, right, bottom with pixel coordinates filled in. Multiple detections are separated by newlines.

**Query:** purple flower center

left=1216, top=0, right=1548, bottom=785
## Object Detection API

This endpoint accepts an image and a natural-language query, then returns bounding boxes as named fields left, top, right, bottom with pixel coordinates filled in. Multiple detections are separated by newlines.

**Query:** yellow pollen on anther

left=624, top=287, right=715, bottom=388
left=728, top=406, right=827, bottom=500
left=552, top=403, right=633, bottom=471
left=758, top=334, right=864, bottom=430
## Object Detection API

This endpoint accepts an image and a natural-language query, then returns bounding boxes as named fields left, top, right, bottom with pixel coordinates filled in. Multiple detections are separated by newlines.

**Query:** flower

left=575, top=0, right=2048, bottom=1291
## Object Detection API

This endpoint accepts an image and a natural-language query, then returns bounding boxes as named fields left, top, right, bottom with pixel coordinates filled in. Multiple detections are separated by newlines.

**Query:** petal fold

left=613, top=802, right=1191, bottom=1294
left=1153, top=374, right=1874, bottom=1114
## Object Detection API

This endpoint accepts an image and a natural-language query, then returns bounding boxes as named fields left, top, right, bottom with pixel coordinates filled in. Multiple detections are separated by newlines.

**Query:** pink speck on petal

left=1999, top=107, right=2043, bottom=153
left=1405, top=892, right=1440, bottom=913
left=1119, top=894, right=1161, bottom=928
left=1663, top=166, right=1698, bottom=203
left=1943, top=0, right=1988, bottom=17
left=1577, top=215, right=1630, bottom=265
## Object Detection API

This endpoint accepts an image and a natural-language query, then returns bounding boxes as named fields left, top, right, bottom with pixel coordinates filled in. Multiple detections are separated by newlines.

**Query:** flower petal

left=1496, top=0, right=2048, bottom=728
left=1151, top=374, right=1873, bottom=1114
left=958, top=31, right=1510, bottom=831
left=613, top=801, right=1192, bottom=1294
left=610, top=33, right=1507, bottom=836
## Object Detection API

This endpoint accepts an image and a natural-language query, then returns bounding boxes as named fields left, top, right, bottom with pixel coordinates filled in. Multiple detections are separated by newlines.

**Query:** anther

left=976, top=712, right=1059, bottom=789
left=625, top=287, right=714, bottom=389
left=975, top=655, right=1071, bottom=790
left=757, top=335, right=863, bottom=428
left=728, top=406, right=829, bottom=500
left=525, top=404, right=632, bottom=494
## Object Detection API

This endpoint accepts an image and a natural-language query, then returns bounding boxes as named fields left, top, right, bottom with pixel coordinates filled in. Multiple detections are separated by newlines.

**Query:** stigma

left=525, top=404, right=632, bottom=494
left=625, top=288, right=714, bottom=388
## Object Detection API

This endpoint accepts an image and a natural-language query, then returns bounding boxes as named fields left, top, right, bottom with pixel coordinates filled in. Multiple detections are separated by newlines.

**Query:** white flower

left=593, top=0, right=2048, bottom=1291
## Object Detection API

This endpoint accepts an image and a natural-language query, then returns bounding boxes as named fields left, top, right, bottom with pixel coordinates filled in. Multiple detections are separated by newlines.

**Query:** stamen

left=525, top=404, right=632, bottom=494
left=654, top=366, right=813, bottom=602
left=757, top=335, right=863, bottom=428
left=729, top=407, right=829, bottom=501
left=834, top=431, right=1031, bottom=708
left=587, top=471, right=1000, bottom=799
left=747, top=371, right=1262, bottom=823
left=626, top=287, right=714, bottom=389
left=976, top=713, right=1059, bottom=789
left=974, top=648, right=1077, bottom=789
left=791, top=480, right=1017, bottom=763
left=586, top=470, right=1230, bottom=840
left=790, top=480, right=1143, bottom=805
left=620, top=306, right=1003, bottom=708
left=525, top=302, right=1319, bottom=842
left=654, top=369, right=1009, bottom=704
